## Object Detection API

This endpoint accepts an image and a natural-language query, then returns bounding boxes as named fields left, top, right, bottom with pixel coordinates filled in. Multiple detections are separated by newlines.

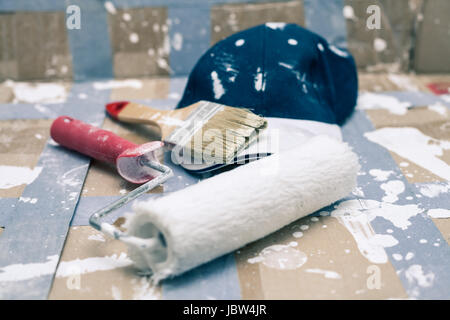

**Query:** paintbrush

left=106, top=100, right=267, bottom=165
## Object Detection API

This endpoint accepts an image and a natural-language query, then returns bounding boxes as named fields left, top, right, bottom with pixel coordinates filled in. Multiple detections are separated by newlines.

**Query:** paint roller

left=88, top=134, right=359, bottom=282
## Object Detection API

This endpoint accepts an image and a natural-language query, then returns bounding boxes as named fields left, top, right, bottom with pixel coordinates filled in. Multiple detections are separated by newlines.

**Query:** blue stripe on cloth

left=168, top=6, right=211, bottom=76
left=163, top=253, right=242, bottom=300
left=65, top=0, right=114, bottom=81
left=0, top=198, right=17, bottom=227
left=303, top=0, right=347, bottom=47
left=0, top=83, right=110, bottom=299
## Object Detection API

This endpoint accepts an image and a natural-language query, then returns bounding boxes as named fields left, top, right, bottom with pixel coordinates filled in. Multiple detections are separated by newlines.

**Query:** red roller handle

left=50, top=116, right=137, bottom=164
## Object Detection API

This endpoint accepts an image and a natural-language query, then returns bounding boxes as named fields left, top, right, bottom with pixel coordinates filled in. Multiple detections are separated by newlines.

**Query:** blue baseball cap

left=177, top=23, right=358, bottom=125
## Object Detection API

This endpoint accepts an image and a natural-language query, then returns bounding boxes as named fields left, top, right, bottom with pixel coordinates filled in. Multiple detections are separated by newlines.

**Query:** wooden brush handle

left=106, top=101, right=166, bottom=126
left=106, top=101, right=198, bottom=139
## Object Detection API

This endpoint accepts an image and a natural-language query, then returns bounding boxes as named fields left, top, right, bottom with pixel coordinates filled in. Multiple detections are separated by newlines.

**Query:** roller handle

left=50, top=116, right=138, bottom=164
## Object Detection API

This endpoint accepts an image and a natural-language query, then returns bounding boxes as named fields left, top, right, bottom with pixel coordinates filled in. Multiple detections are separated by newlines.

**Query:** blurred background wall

left=0, top=0, right=449, bottom=82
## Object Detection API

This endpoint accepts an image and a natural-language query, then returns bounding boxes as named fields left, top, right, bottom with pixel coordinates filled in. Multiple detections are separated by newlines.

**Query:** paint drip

left=248, top=243, right=307, bottom=270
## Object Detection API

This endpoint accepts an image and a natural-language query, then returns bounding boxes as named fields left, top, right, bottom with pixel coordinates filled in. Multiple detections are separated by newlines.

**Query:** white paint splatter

left=278, top=62, right=293, bottom=69
left=331, top=199, right=423, bottom=264
left=380, top=180, right=405, bottom=203
left=88, top=233, right=106, bottom=242
left=357, top=93, right=412, bottom=115
left=93, top=79, right=143, bottom=90
left=428, top=102, right=448, bottom=116
left=129, top=33, right=139, bottom=43
left=428, top=209, right=450, bottom=219
left=405, top=252, right=414, bottom=260
left=387, top=74, right=419, bottom=91
left=122, top=13, right=131, bottom=21
left=235, top=39, right=245, bottom=47
left=111, top=285, right=122, bottom=300
left=247, top=243, right=307, bottom=270
left=156, top=58, right=171, bottom=72
left=0, top=166, right=43, bottom=189
left=419, top=183, right=450, bottom=198
left=404, top=265, right=435, bottom=291
left=288, top=39, right=298, bottom=46
left=400, top=162, right=409, bottom=167
left=369, top=169, right=395, bottom=181
left=211, top=71, right=225, bottom=99
left=19, top=197, right=38, bottom=204
left=5, top=81, right=67, bottom=104
left=104, top=1, right=117, bottom=14
left=293, top=231, right=303, bottom=238
left=265, top=22, right=286, bottom=30
left=374, top=38, right=387, bottom=52
left=305, top=268, right=342, bottom=279
left=0, top=255, right=59, bottom=282
left=317, top=43, right=324, bottom=51
left=172, top=33, right=183, bottom=51
left=365, top=127, right=450, bottom=181
left=132, top=277, right=159, bottom=300
left=56, top=253, right=132, bottom=277
left=392, top=253, right=403, bottom=261
left=343, top=5, right=355, bottom=19
left=352, top=186, right=365, bottom=197
left=329, top=45, right=349, bottom=57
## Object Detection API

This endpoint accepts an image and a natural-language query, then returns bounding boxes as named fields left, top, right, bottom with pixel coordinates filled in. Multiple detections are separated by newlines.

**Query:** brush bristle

left=184, top=106, right=267, bottom=164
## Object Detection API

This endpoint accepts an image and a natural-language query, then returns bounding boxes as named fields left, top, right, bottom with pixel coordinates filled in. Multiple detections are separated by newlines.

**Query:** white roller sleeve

left=126, top=135, right=360, bottom=282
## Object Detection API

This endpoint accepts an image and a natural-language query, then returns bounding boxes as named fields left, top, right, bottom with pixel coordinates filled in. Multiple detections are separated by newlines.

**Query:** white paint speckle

left=305, top=268, right=342, bottom=279
left=104, top=1, right=117, bottom=14
left=293, top=231, right=304, bottom=238
left=380, top=180, right=405, bottom=203
left=329, top=45, right=348, bottom=57
left=419, top=183, right=450, bottom=198
left=357, top=93, right=412, bottom=115
left=288, top=39, right=298, bottom=46
left=172, top=33, right=183, bottom=51
left=93, top=79, right=143, bottom=90
left=265, top=22, right=286, bottom=30
left=369, top=169, right=394, bottom=181
left=248, top=244, right=307, bottom=270
left=235, top=39, right=245, bottom=47
left=374, top=38, right=387, bottom=52
left=129, top=33, right=139, bottom=43
left=392, top=253, right=403, bottom=261
left=122, top=13, right=131, bottom=21
left=88, top=233, right=106, bottom=242
left=343, top=5, right=355, bottom=19
left=211, top=71, right=225, bottom=99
